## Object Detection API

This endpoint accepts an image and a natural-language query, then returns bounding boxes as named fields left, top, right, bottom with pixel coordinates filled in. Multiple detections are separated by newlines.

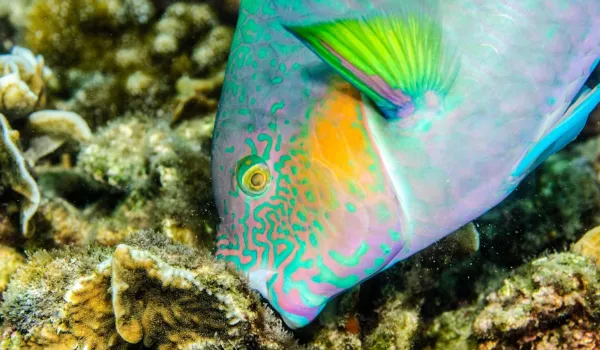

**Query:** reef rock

left=473, top=253, right=600, bottom=349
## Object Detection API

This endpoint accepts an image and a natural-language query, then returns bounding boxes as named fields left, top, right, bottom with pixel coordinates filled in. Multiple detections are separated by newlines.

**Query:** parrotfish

left=211, top=0, right=600, bottom=328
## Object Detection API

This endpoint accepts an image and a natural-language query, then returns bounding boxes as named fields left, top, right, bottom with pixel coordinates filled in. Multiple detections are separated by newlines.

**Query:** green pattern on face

left=329, top=242, right=369, bottom=267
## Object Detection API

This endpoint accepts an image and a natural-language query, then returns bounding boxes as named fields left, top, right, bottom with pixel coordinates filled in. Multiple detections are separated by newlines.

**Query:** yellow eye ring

left=236, top=155, right=271, bottom=196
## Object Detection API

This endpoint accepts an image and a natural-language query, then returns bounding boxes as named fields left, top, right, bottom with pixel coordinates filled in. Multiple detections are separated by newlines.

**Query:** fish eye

left=236, top=155, right=271, bottom=196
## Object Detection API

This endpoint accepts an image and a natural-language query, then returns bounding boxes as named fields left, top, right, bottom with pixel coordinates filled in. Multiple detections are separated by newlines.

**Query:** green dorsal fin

left=283, top=5, right=459, bottom=119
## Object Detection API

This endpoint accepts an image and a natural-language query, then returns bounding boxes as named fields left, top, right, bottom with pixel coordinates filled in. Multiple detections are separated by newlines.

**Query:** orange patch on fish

left=308, top=80, right=372, bottom=183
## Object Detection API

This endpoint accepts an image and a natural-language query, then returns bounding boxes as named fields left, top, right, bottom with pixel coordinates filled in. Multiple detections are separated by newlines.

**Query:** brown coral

left=472, top=253, right=600, bottom=349
left=0, top=245, right=120, bottom=349
left=0, top=46, right=51, bottom=116
left=1, top=231, right=297, bottom=349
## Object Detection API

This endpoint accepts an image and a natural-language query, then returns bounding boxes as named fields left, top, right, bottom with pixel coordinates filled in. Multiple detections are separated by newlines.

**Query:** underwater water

left=0, top=0, right=600, bottom=349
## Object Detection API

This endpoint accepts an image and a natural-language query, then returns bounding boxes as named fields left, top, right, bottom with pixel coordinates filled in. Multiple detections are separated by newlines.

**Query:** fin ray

left=283, top=3, right=459, bottom=119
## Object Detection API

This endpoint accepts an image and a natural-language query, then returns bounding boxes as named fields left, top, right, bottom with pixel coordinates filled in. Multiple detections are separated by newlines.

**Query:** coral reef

left=363, top=290, right=422, bottom=350
left=422, top=306, right=479, bottom=350
left=0, top=113, right=39, bottom=237
left=18, top=0, right=232, bottom=129
left=1, top=0, right=600, bottom=349
left=421, top=253, right=600, bottom=349
left=573, top=225, right=600, bottom=268
left=75, top=114, right=216, bottom=248
left=0, top=245, right=24, bottom=294
left=0, top=231, right=298, bottom=349
left=473, top=253, right=600, bottom=348
left=0, top=46, right=51, bottom=116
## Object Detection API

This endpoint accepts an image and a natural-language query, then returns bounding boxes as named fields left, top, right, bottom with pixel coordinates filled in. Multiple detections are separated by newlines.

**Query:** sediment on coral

left=0, top=230, right=299, bottom=349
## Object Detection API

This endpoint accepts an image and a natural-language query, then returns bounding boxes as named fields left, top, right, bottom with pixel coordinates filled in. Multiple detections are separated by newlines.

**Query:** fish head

left=211, top=78, right=407, bottom=328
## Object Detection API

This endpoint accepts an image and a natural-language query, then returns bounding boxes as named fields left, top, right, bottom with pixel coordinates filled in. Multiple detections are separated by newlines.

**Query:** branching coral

left=19, top=0, right=232, bottom=128
left=0, top=231, right=298, bottom=349
left=152, top=3, right=217, bottom=56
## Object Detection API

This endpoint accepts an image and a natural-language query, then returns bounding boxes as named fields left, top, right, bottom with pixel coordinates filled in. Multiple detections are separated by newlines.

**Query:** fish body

left=211, top=0, right=600, bottom=328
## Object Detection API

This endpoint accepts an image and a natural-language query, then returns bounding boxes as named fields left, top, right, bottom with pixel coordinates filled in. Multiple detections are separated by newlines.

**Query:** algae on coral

left=1, top=231, right=298, bottom=349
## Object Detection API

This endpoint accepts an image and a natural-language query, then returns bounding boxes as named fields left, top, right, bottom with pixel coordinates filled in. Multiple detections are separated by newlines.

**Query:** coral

left=0, top=113, right=39, bottom=237
left=0, top=213, right=17, bottom=245
left=472, top=253, right=600, bottom=349
left=12, top=0, right=232, bottom=141
left=573, top=225, right=600, bottom=268
left=191, top=26, right=234, bottom=73
left=35, top=197, right=91, bottom=246
left=76, top=114, right=216, bottom=248
left=422, top=306, right=479, bottom=350
left=307, top=286, right=362, bottom=349
left=172, top=73, right=223, bottom=124
left=0, top=0, right=34, bottom=29
left=54, top=70, right=124, bottom=130
left=1, top=231, right=298, bottom=349
left=23, top=0, right=155, bottom=68
left=0, top=245, right=119, bottom=349
left=0, top=245, right=24, bottom=294
left=77, top=117, right=150, bottom=189
left=27, top=110, right=92, bottom=143
left=0, top=46, right=52, bottom=117
left=152, top=3, right=217, bottom=56
left=363, top=290, right=422, bottom=350
left=310, top=328, right=362, bottom=350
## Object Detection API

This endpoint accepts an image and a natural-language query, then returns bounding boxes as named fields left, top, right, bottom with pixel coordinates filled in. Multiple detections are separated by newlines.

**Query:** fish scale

left=211, top=0, right=600, bottom=328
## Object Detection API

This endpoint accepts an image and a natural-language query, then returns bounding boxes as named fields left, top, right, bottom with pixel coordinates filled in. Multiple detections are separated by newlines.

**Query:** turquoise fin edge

left=512, top=83, right=600, bottom=178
